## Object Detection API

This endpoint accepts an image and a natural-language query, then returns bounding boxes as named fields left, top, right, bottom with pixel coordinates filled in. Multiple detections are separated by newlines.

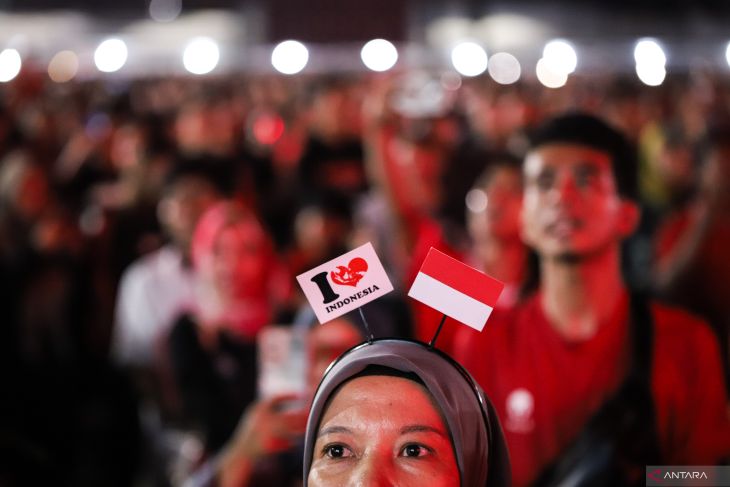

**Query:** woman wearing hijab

left=168, top=201, right=291, bottom=454
left=303, top=339, right=511, bottom=487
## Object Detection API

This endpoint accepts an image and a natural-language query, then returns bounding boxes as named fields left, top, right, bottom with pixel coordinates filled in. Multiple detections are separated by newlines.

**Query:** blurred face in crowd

left=306, top=319, right=363, bottom=395
left=521, top=144, right=637, bottom=261
left=295, top=206, right=350, bottom=265
left=0, top=157, right=51, bottom=222
left=174, top=104, right=206, bottom=153
left=308, top=375, right=459, bottom=487
left=210, top=221, right=269, bottom=300
left=204, top=102, right=237, bottom=154
left=468, top=165, right=523, bottom=244
left=15, top=166, right=50, bottom=221
left=657, top=141, right=695, bottom=200
left=110, top=123, right=146, bottom=171
left=174, top=102, right=237, bottom=155
left=310, top=85, right=363, bottom=141
left=158, top=176, right=219, bottom=250
left=702, top=145, right=730, bottom=211
left=393, top=138, right=447, bottom=212
left=464, top=87, right=528, bottom=146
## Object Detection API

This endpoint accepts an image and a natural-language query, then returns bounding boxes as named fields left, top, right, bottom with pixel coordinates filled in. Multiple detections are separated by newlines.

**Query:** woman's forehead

left=215, top=222, right=265, bottom=245
left=320, top=375, right=444, bottom=426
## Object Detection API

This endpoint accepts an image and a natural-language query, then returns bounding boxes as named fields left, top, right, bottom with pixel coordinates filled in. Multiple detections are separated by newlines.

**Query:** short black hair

left=473, top=152, right=523, bottom=190
left=528, top=112, right=638, bottom=200
left=163, top=157, right=228, bottom=195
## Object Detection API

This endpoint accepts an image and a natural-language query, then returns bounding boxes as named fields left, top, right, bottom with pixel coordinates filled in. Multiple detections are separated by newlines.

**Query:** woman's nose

left=353, top=453, right=394, bottom=487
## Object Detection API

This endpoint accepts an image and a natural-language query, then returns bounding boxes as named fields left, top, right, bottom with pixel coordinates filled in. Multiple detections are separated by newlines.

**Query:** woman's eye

left=400, top=443, right=430, bottom=458
left=535, top=172, right=555, bottom=190
left=323, top=444, right=353, bottom=459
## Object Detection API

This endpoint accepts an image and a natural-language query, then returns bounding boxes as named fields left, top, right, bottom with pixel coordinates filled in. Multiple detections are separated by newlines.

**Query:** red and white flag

left=297, top=242, right=393, bottom=324
left=408, top=248, right=504, bottom=331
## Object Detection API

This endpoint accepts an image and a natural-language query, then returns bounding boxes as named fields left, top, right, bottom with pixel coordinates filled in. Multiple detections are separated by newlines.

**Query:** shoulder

left=649, top=300, right=724, bottom=389
left=120, top=245, right=182, bottom=283
left=650, top=300, right=718, bottom=351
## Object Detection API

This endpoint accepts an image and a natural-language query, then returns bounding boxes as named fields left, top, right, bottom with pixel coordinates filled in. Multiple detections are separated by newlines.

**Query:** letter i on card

left=296, top=242, right=394, bottom=324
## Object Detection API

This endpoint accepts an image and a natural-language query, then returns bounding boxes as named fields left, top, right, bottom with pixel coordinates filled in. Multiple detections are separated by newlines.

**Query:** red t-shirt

left=453, top=292, right=730, bottom=487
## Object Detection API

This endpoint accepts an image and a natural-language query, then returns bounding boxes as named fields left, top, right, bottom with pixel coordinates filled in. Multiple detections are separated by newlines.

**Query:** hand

left=218, top=394, right=308, bottom=487
left=226, top=394, right=308, bottom=461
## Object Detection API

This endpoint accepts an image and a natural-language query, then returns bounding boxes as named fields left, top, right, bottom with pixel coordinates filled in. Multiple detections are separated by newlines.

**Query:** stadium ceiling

left=1, top=0, right=729, bottom=78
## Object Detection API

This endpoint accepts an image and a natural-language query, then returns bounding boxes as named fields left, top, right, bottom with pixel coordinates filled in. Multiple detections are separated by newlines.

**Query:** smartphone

left=257, top=324, right=307, bottom=402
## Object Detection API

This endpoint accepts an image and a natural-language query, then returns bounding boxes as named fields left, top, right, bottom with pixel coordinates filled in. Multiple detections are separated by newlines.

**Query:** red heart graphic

left=330, top=257, right=369, bottom=287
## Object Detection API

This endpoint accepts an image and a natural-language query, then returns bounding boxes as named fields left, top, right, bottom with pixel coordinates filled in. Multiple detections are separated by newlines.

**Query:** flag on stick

left=297, top=242, right=393, bottom=324
left=408, top=248, right=504, bottom=332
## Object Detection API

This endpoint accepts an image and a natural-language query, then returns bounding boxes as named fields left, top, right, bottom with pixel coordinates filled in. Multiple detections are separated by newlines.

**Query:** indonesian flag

left=408, top=248, right=504, bottom=332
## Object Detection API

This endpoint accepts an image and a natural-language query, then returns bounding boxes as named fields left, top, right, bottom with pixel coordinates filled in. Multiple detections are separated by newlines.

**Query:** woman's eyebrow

left=318, top=425, right=353, bottom=437
left=400, top=424, right=448, bottom=437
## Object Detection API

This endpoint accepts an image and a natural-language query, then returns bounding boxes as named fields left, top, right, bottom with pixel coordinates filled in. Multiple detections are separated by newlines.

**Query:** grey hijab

left=303, top=339, right=511, bottom=487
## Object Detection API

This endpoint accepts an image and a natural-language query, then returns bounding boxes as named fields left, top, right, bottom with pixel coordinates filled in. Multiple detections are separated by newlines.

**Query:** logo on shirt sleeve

left=505, top=388, right=535, bottom=433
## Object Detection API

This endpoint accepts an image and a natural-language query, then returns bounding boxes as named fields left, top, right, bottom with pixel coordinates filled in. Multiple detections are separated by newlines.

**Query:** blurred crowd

left=1, top=66, right=729, bottom=486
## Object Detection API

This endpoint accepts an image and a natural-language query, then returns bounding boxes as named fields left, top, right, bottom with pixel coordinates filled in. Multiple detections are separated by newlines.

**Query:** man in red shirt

left=454, top=113, right=730, bottom=487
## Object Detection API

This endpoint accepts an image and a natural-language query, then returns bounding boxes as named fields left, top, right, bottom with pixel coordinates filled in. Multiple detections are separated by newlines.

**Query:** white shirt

left=113, top=245, right=197, bottom=366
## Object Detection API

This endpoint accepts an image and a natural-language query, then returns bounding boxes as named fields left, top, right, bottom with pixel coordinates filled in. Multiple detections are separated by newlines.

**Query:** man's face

left=521, top=143, right=636, bottom=260
left=158, top=176, right=219, bottom=250
left=468, top=166, right=523, bottom=243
